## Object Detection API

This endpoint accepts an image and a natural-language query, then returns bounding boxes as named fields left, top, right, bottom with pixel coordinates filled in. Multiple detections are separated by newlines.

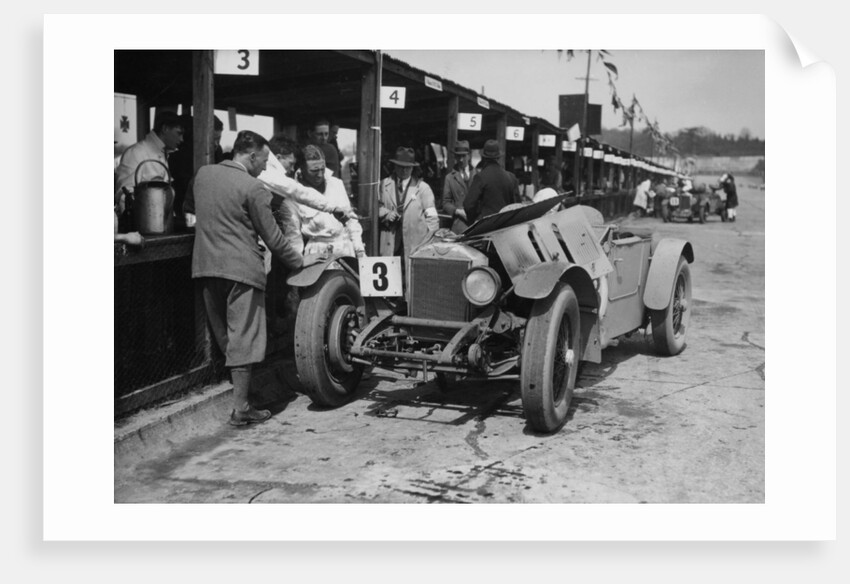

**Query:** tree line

left=600, top=126, right=765, bottom=158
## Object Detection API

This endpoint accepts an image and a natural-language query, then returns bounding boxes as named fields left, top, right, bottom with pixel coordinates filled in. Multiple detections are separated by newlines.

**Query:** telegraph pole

left=572, top=50, right=594, bottom=197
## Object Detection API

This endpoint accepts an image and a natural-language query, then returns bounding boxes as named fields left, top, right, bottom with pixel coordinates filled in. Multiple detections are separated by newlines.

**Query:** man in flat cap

left=441, top=140, right=477, bottom=234
left=463, top=139, right=520, bottom=224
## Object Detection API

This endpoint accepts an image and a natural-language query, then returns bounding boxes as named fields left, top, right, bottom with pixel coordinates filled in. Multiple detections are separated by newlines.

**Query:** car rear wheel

left=294, top=270, right=364, bottom=407
left=521, top=283, right=581, bottom=433
left=650, top=257, right=692, bottom=356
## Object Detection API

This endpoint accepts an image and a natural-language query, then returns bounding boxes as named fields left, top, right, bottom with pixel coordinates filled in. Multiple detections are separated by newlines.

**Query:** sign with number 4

left=381, top=86, right=407, bottom=109
left=358, top=256, right=403, bottom=297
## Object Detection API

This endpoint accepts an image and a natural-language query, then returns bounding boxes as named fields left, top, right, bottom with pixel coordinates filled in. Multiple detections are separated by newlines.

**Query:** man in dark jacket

left=441, top=140, right=477, bottom=234
left=463, top=139, right=520, bottom=223
left=191, top=130, right=322, bottom=426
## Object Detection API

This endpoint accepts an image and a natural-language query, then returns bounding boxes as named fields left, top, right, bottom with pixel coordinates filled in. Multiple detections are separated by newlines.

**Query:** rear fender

left=286, top=253, right=359, bottom=288
left=644, top=239, right=694, bottom=310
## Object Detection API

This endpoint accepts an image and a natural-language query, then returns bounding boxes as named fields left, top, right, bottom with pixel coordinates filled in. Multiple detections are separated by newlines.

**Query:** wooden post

left=587, top=147, right=594, bottom=196
left=599, top=154, right=607, bottom=193
left=446, top=95, right=459, bottom=171
left=191, top=50, right=216, bottom=369
left=358, top=52, right=382, bottom=256
left=496, top=113, right=507, bottom=168
left=530, top=124, right=540, bottom=193
left=192, top=51, right=215, bottom=173
left=136, top=98, right=149, bottom=142
left=554, top=134, right=564, bottom=191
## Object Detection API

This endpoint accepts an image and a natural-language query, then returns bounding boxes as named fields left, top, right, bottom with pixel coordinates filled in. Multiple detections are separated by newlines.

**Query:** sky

left=386, top=50, right=765, bottom=140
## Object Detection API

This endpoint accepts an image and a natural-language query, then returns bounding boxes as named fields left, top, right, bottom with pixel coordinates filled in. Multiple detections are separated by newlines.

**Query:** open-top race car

left=288, top=196, right=694, bottom=433
left=661, top=182, right=727, bottom=223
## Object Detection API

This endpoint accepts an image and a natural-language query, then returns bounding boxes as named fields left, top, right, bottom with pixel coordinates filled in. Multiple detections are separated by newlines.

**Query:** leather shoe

left=229, top=406, right=272, bottom=426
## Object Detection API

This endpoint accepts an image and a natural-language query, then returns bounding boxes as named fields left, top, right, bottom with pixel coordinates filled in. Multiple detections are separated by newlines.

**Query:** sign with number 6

left=506, top=126, right=525, bottom=141
left=358, top=256, right=403, bottom=297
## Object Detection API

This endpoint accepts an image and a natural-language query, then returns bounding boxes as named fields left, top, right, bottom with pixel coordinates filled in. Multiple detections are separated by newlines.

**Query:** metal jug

left=133, top=159, right=175, bottom=235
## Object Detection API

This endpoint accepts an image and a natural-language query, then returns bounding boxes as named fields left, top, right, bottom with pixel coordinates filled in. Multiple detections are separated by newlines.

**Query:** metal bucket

left=134, top=160, right=175, bottom=235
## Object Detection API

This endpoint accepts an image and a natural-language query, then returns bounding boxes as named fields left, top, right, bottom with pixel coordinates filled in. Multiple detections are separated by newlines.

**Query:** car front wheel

left=650, top=257, right=692, bottom=356
left=520, top=282, right=581, bottom=433
left=294, top=270, right=364, bottom=407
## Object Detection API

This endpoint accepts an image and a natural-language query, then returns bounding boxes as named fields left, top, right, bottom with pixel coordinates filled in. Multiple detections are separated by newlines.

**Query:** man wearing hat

left=463, top=139, right=520, bottom=224
left=441, top=140, right=477, bottom=234
left=378, top=146, right=440, bottom=265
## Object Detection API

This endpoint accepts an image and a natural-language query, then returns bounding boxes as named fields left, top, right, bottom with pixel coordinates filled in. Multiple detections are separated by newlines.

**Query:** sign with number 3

left=214, top=50, right=260, bottom=75
left=358, top=257, right=403, bottom=297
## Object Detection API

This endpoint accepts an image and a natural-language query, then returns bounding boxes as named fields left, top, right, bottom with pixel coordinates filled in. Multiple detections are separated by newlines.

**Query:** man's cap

left=389, top=146, right=418, bottom=167
left=453, top=140, right=470, bottom=155
left=481, top=139, right=502, bottom=160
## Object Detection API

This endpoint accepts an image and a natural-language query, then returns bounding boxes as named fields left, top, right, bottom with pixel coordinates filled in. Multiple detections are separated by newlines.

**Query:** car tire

left=294, top=270, right=364, bottom=407
left=521, top=282, right=581, bottom=433
left=650, top=257, right=692, bottom=356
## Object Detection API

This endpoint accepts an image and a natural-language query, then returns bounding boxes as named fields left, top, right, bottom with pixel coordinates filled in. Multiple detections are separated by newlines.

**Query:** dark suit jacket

left=190, top=160, right=302, bottom=290
left=441, top=165, right=477, bottom=233
left=463, top=160, right=520, bottom=224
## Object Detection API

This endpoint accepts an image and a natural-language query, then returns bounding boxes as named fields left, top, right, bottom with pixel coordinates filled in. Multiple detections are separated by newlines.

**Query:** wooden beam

left=446, top=95, right=459, bottom=170
left=496, top=113, right=507, bottom=168
left=530, top=125, right=540, bottom=193
left=192, top=51, right=215, bottom=173
left=359, top=54, right=381, bottom=255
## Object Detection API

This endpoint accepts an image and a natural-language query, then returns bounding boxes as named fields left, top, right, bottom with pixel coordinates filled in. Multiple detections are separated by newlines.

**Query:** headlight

left=462, top=266, right=501, bottom=306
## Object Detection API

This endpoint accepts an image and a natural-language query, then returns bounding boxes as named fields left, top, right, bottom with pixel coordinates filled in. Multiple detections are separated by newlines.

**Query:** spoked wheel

left=650, top=257, right=692, bottom=356
left=520, top=283, right=581, bottom=433
left=294, top=270, right=364, bottom=407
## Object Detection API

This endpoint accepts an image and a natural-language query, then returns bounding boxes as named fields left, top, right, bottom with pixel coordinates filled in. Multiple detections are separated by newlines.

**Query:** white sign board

left=563, top=141, right=577, bottom=152
left=358, top=257, right=403, bottom=297
left=604, top=154, right=614, bottom=162
left=538, top=134, right=556, bottom=147
left=477, top=97, right=490, bottom=109
left=458, top=113, right=483, bottom=131
left=381, top=86, right=407, bottom=109
left=582, top=147, right=593, bottom=157
left=506, top=126, right=525, bottom=141
left=593, top=150, right=604, bottom=159
left=424, top=76, right=443, bottom=91
left=214, top=50, right=260, bottom=75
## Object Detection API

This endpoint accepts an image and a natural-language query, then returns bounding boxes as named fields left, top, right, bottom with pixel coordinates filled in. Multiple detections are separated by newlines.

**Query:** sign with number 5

left=458, top=113, right=482, bottom=131
left=358, top=257, right=403, bottom=297
left=214, top=50, right=260, bottom=75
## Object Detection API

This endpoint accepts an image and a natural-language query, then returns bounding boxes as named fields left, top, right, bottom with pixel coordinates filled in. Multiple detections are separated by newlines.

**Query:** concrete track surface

left=115, top=184, right=765, bottom=504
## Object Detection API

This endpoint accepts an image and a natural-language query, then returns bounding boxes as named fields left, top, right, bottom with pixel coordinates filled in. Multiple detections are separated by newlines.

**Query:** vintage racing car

left=288, top=197, right=694, bottom=433
left=662, top=183, right=727, bottom=223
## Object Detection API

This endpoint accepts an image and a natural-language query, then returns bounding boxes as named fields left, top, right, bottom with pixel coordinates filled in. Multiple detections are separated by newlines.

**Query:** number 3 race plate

left=358, top=256, right=403, bottom=297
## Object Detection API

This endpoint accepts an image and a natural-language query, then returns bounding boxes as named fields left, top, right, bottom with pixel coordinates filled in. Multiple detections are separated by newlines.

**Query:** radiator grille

left=409, top=257, right=470, bottom=321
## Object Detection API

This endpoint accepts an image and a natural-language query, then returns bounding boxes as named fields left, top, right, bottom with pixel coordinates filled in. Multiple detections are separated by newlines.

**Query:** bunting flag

left=559, top=49, right=678, bottom=161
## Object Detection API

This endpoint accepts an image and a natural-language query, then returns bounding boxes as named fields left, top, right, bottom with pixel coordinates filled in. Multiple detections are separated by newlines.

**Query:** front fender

left=514, top=261, right=571, bottom=300
left=286, top=253, right=359, bottom=288
left=644, top=239, right=694, bottom=310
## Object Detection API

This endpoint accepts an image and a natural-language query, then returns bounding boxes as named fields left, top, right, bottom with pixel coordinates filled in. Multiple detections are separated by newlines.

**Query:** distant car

left=662, top=183, right=727, bottom=223
left=288, top=198, right=694, bottom=434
